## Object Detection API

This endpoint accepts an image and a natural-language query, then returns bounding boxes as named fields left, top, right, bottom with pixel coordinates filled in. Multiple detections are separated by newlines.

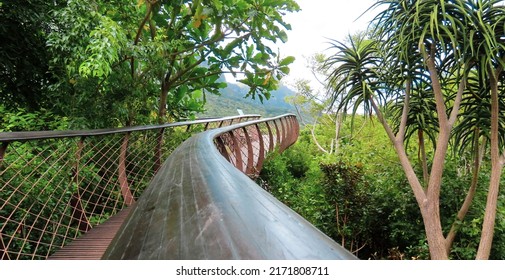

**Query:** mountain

left=197, top=81, right=299, bottom=118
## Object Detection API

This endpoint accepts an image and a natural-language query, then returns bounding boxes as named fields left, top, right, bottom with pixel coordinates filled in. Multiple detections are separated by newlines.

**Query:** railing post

left=283, top=116, right=290, bottom=143
left=266, top=122, right=275, bottom=152
left=291, top=116, right=299, bottom=143
left=242, top=127, right=254, bottom=176
left=118, top=132, right=135, bottom=206
left=279, top=117, right=287, bottom=152
left=0, top=142, right=8, bottom=162
left=70, top=137, right=92, bottom=232
left=284, top=116, right=292, bottom=146
left=229, top=131, right=243, bottom=172
left=273, top=120, right=281, bottom=148
left=215, top=137, right=231, bottom=162
left=254, top=124, right=265, bottom=176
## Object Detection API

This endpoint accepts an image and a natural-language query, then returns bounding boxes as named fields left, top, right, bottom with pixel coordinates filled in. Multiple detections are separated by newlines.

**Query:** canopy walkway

left=0, top=114, right=356, bottom=260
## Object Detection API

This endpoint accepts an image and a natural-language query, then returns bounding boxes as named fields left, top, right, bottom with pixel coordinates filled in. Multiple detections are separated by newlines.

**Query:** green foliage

left=324, top=35, right=383, bottom=118
left=259, top=115, right=505, bottom=259
left=0, top=105, right=68, bottom=132
left=79, top=16, right=127, bottom=78
left=0, top=0, right=65, bottom=111
left=2, top=0, right=300, bottom=128
left=259, top=118, right=425, bottom=259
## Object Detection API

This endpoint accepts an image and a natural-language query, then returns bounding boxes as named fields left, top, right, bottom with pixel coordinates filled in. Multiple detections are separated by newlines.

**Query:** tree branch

left=426, top=47, right=449, bottom=129
left=310, top=117, right=329, bottom=154
left=448, top=77, right=466, bottom=126
left=370, top=97, right=427, bottom=203
left=131, top=1, right=155, bottom=78
left=397, top=79, right=411, bottom=143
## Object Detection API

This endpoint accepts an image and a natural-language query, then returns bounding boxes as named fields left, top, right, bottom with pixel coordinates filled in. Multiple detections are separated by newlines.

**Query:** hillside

left=197, top=81, right=299, bottom=118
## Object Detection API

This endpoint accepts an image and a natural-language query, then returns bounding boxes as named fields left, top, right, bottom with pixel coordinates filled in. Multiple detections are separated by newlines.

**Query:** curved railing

left=0, top=115, right=260, bottom=260
left=103, top=114, right=356, bottom=259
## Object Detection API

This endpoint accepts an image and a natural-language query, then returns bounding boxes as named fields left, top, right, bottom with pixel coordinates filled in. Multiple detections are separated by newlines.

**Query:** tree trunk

left=310, top=118, right=329, bottom=154
left=293, top=103, right=303, bottom=125
left=476, top=160, right=503, bottom=259
left=158, top=82, right=169, bottom=124
left=334, top=112, right=343, bottom=154
left=418, top=129, right=429, bottom=187
left=476, top=70, right=502, bottom=259
left=421, top=201, right=449, bottom=259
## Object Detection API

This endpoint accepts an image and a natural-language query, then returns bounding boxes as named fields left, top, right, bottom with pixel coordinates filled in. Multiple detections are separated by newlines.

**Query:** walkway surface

left=48, top=207, right=132, bottom=260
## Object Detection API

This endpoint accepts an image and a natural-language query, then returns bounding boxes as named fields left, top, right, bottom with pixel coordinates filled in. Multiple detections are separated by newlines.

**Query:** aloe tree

left=325, top=0, right=505, bottom=259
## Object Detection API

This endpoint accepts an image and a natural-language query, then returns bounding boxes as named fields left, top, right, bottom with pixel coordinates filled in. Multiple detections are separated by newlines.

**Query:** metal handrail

left=0, top=115, right=260, bottom=260
left=0, top=115, right=261, bottom=142
left=103, top=114, right=357, bottom=259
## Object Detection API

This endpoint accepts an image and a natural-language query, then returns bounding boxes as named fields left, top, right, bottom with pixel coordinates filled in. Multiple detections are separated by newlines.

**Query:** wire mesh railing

left=0, top=115, right=260, bottom=260
left=213, top=115, right=299, bottom=178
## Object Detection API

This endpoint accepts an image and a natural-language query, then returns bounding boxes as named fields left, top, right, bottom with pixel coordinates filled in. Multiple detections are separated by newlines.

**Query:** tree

left=47, top=0, right=300, bottom=127
left=325, top=0, right=505, bottom=259
left=0, top=0, right=65, bottom=111
left=286, top=54, right=345, bottom=155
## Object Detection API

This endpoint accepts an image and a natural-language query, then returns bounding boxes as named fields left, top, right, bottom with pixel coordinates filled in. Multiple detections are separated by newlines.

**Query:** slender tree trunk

left=132, top=2, right=154, bottom=78
left=334, top=112, right=343, bottom=154
left=158, top=82, right=169, bottom=124
left=293, top=103, right=303, bottom=125
left=310, top=117, right=329, bottom=154
left=476, top=69, right=503, bottom=259
left=424, top=123, right=451, bottom=256
left=418, top=129, right=429, bottom=187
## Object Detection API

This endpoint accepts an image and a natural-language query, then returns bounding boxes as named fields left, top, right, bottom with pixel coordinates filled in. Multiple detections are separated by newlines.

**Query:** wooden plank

left=48, top=207, right=132, bottom=260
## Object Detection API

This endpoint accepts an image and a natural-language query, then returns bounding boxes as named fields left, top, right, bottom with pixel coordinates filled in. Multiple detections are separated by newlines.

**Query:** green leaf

left=279, top=66, right=290, bottom=75
left=192, top=89, right=203, bottom=99
left=279, top=56, right=295, bottom=66
left=247, top=44, right=254, bottom=59
left=212, top=0, right=223, bottom=11
left=277, top=30, right=288, bottom=43
left=223, top=38, right=242, bottom=55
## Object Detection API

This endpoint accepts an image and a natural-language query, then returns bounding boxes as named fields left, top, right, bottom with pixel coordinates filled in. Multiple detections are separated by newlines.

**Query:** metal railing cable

left=103, top=114, right=357, bottom=259
left=0, top=115, right=260, bottom=260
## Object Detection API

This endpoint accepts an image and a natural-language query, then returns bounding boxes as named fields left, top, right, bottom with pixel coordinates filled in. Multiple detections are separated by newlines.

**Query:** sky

left=277, top=0, right=379, bottom=92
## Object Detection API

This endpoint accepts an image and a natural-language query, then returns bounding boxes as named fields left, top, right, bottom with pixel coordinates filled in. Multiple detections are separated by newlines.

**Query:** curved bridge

left=0, top=114, right=356, bottom=260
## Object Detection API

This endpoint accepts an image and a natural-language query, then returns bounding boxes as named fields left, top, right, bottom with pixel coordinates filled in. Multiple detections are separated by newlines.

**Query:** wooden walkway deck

left=48, top=207, right=132, bottom=260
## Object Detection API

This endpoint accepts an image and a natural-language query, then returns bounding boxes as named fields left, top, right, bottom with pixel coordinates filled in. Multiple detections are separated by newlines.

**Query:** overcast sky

left=278, top=0, right=379, bottom=91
